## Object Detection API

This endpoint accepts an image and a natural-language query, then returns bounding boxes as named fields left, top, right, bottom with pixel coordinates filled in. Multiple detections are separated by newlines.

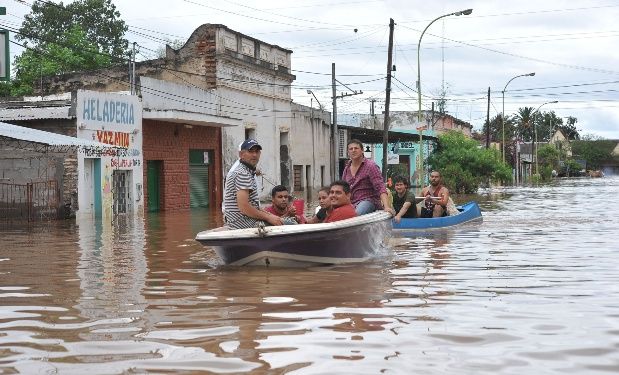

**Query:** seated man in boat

left=392, top=175, right=420, bottom=223
left=324, top=180, right=358, bottom=223
left=265, top=185, right=306, bottom=224
left=420, top=170, right=450, bottom=218
left=307, top=186, right=332, bottom=224
left=223, top=139, right=283, bottom=229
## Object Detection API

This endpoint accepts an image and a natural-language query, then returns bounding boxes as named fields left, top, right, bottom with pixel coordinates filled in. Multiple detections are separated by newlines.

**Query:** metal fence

left=0, top=181, right=61, bottom=221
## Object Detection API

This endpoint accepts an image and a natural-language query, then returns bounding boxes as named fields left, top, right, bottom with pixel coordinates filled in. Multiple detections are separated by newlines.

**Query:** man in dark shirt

left=392, top=176, right=420, bottom=223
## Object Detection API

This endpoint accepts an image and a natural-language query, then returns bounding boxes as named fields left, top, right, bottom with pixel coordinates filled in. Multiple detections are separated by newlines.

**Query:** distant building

left=1, top=24, right=335, bottom=221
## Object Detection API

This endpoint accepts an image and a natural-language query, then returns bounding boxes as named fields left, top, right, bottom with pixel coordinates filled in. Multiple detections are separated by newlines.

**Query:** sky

left=4, top=0, right=619, bottom=139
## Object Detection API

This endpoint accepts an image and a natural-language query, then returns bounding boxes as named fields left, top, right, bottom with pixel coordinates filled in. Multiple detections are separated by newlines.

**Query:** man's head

left=317, top=186, right=331, bottom=209
left=346, top=139, right=364, bottom=161
left=239, top=139, right=262, bottom=167
left=393, top=175, right=409, bottom=194
left=270, top=185, right=290, bottom=210
left=329, top=180, right=352, bottom=208
left=429, top=170, right=442, bottom=186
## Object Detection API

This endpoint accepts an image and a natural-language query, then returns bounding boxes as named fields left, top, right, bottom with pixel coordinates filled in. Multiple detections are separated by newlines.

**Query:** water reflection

left=0, top=177, right=617, bottom=373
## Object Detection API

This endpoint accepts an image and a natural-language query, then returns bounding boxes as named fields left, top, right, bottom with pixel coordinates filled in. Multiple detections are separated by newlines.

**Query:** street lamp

left=307, top=90, right=323, bottom=111
left=532, top=100, right=558, bottom=177
left=501, top=72, right=535, bottom=163
left=417, top=8, right=472, bottom=188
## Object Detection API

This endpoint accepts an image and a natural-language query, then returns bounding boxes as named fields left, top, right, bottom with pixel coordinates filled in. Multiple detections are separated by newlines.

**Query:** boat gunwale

left=196, top=211, right=392, bottom=242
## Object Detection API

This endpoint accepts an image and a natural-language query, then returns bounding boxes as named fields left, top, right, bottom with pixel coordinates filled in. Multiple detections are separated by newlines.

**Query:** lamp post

left=307, top=90, right=323, bottom=189
left=417, top=8, right=472, bottom=188
left=532, top=100, right=558, bottom=177
left=501, top=72, right=535, bottom=163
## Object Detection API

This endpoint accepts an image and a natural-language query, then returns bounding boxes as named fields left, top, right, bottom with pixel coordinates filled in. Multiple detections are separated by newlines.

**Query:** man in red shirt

left=265, top=185, right=306, bottom=224
left=324, top=180, right=358, bottom=223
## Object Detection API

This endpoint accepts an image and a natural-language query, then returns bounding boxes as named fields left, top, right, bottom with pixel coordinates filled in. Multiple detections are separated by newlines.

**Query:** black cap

left=240, top=139, right=262, bottom=150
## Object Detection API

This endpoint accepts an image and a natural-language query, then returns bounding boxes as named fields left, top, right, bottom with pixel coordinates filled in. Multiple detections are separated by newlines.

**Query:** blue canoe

left=392, top=201, right=482, bottom=230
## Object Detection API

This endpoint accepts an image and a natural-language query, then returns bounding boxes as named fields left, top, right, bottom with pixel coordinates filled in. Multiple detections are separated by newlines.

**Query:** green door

left=147, top=160, right=161, bottom=212
left=189, top=150, right=210, bottom=208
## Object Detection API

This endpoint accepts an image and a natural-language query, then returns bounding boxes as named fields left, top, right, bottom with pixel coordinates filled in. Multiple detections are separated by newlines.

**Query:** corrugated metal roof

left=0, top=106, right=73, bottom=121
left=0, top=121, right=119, bottom=149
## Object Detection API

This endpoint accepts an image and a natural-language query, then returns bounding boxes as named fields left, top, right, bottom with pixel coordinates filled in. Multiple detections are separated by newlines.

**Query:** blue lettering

left=121, top=102, right=126, bottom=124
left=102, top=101, right=109, bottom=122
left=90, top=99, right=96, bottom=121
left=109, top=101, right=115, bottom=123
left=115, top=101, right=121, bottom=123
left=128, top=104, right=134, bottom=124
left=96, top=99, right=102, bottom=121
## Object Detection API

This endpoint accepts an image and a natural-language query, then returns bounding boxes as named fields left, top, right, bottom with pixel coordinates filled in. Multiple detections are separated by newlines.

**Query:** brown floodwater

left=0, top=177, right=618, bottom=374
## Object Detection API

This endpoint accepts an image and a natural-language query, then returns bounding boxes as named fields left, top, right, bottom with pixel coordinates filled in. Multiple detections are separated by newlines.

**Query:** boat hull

left=196, top=211, right=392, bottom=266
left=392, top=201, right=482, bottom=230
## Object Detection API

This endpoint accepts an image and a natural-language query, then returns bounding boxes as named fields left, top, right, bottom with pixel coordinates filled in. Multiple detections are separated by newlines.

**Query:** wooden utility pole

left=331, top=63, right=338, bottom=180
left=382, top=18, right=395, bottom=180
left=485, top=87, right=491, bottom=148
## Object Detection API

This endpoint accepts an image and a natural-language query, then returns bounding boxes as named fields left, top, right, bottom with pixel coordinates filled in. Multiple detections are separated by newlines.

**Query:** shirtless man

left=420, top=170, right=450, bottom=218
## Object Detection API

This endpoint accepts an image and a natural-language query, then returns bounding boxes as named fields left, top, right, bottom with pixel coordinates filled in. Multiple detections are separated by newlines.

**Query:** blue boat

left=392, top=201, right=482, bottom=230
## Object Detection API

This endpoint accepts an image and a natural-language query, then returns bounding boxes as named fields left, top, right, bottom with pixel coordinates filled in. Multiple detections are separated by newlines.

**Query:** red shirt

left=265, top=205, right=307, bottom=224
left=325, top=204, right=357, bottom=223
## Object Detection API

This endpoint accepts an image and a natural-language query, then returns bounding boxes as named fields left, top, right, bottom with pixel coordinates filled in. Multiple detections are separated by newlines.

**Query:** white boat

left=195, top=211, right=392, bottom=267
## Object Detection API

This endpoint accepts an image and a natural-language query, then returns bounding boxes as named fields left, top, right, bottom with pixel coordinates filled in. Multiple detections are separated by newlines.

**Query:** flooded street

left=1, top=177, right=618, bottom=374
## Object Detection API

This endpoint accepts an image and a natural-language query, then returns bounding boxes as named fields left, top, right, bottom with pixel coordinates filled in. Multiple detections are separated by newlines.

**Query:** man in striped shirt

left=223, top=139, right=283, bottom=229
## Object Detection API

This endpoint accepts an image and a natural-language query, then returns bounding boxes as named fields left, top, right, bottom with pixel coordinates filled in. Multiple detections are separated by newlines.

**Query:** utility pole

left=331, top=63, right=364, bottom=181
left=382, top=18, right=395, bottom=180
left=370, top=99, right=377, bottom=129
left=331, top=63, right=338, bottom=181
left=485, top=87, right=490, bottom=148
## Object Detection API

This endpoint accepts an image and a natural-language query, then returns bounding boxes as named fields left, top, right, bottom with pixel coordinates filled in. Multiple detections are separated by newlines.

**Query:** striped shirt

left=223, top=162, right=261, bottom=229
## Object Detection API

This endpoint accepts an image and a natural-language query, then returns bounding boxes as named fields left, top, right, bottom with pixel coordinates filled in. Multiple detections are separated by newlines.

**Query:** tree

left=17, top=0, right=128, bottom=59
left=571, top=135, right=617, bottom=170
left=558, top=116, right=580, bottom=140
left=12, top=25, right=111, bottom=96
left=428, top=131, right=512, bottom=193
left=11, top=0, right=128, bottom=95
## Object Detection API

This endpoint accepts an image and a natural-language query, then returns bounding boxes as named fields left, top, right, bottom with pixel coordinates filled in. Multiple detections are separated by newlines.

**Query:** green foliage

left=12, top=26, right=111, bottom=96
left=17, top=0, right=128, bottom=59
left=535, top=145, right=559, bottom=182
left=10, top=0, right=127, bottom=95
left=428, top=131, right=512, bottom=193
left=571, top=139, right=616, bottom=170
left=562, top=159, right=584, bottom=176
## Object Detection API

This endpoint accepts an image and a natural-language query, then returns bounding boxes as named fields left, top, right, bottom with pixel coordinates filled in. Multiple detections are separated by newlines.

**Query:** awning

left=0, top=106, right=73, bottom=121
left=143, top=109, right=241, bottom=127
left=338, top=125, right=438, bottom=144
left=0, top=121, right=123, bottom=152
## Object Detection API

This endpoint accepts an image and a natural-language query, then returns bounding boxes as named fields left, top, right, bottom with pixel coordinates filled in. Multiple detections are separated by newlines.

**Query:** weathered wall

left=289, top=103, right=332, bottom=192
left=0, top=120, right=78, bottom=215
left=142, top=120, right=221, bottom=210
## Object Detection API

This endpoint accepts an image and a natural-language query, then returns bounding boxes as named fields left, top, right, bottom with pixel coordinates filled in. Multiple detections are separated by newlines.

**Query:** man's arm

left=436, top=187, right=450, bottom=206
left=394, top=201, right=412, bottom=223
left=379, top=192, right=395, bottom=215
left=237, top=190, right=283, bottom=226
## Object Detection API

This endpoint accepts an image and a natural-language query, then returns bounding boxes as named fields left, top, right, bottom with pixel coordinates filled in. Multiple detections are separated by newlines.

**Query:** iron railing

left=0, top=181, right=61, bottom=221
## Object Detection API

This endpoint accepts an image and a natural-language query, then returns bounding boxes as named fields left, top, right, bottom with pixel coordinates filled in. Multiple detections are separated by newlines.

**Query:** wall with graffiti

left=76, top=90, right=143, bottom=219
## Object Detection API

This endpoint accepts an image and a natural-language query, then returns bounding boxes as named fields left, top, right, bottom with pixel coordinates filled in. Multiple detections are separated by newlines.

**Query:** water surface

left=0, top=177, right=618, bottom=374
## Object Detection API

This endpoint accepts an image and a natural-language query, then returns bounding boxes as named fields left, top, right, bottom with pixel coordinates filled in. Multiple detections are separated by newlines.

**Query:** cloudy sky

left=5, top=0, right=619, bottom=138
